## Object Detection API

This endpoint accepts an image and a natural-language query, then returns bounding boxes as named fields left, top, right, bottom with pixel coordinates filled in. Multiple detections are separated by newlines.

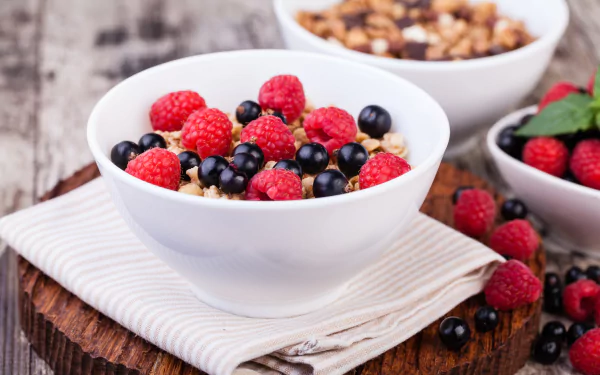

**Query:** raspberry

left=489, top=220, right=539, bottom=261
left=125, top=148, right=181, bottom=190
left=358, top=152, right=411, bottom=189
left=484, top=260, right=542, bottom=311
left=595, top=296, right=600, bottom=326
left=149, top=91, right=206, bottom=131
left=240, top=115, right=296, bottom=162
left=571, top=139, right=600, bottom=190
left=246, top=169, right=302, bottom=201
left=181, top=108, right=233, bottom=159
left=303, top=107, right=357, bottom=155
left=570, top=329, right=600, bottom=375
left=564, top=280, right=600, bottom=322
left=523, top=137, right=569, bottom=177
left=258, top=75, right=306, bottom=123
left=538, top=82, right=581, bottom=112
left=453, top=189, right=496, bottom=237
left=588, top=69, right=597, bottom=96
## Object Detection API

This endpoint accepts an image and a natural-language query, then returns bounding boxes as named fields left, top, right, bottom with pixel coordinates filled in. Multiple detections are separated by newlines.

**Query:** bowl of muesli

left=274, top=0, right=569, bottom=154
left=87, top=50, right=449, bottom=318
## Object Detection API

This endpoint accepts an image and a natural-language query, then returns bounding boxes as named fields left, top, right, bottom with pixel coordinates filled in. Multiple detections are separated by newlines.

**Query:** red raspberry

left=538, top=82, right=581, bottom=112
left=246, top=169, right=302, bottom=201
left=125, top=148, right=181, bottom=190
left=484, top=260, right=542, bottom=311
left=240, top=115, right=296, bottom=162
left=595, top=296, right=600, bottom=326
left=358, top=152, right=411, bottom=189
left=489, top=220, right=539, bottom=261
left=571, top=139, right=600, bottom=190
left=303, top=107, right=357, bottom=155
left=523, top=137, right=569, bottom=177
left=258, top=75, right=306, bottom=123
left=564, top=280, right=600, bottom=322
left=588, top=69, right=597, bottom=96
left=453, top=189, right=496, bottom=237
left=149, top=91, right=206, bottom=132
left=181, top=108, right=232, bottom=159
left=570, top=328, right=600, bottom=375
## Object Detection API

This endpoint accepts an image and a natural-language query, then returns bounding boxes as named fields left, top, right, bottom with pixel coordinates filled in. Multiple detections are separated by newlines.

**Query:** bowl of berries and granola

left=487, top=67, right=600, bottom=256
left=87, top=50, right=449, bottom=318
left=274, top=0, right=569, bottom=154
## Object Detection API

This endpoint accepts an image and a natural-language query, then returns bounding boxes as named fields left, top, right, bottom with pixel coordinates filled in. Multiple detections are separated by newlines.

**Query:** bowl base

left=543, top=233, right=600, bottom=260
left=190, top=284, right=348, bottom=318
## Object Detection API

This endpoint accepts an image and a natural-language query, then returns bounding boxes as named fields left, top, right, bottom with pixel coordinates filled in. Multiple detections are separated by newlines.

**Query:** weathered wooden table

left=0, top=0, right=599, bottom=373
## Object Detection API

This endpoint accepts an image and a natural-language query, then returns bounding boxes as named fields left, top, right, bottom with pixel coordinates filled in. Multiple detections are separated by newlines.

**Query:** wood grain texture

left=17, top=163, right=544, bottom=375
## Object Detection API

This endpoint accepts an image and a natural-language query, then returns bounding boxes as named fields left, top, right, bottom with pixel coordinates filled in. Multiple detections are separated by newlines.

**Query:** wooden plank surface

left=0, top=0, right=599, bottom=373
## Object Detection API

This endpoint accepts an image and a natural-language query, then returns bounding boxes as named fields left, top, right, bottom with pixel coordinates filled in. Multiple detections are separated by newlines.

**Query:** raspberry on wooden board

left=453, top=189, right=496, bottom=237
left=484, top=260, right=542, bottom=311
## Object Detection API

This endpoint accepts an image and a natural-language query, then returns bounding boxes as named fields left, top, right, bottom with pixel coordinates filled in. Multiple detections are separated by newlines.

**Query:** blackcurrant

left=236, top=100, right=261, bottom=126
left=138, top=133, right=167, bottom=152
left=178, top=151, right=201, bottom=181
left=497, top=125, right=525, bottom=159
left=541, top=321, right=566, bottom=343
left=274, top=159, right=303, bottom=179
left=501, top=199, right=528, bottom=220
left=231, top=153, right=259, bottom=179
left=233, top=142, right=265, bottom=167
left=565, top=266, right=586, bottom=285
left=532, top=336, right=561, bottom=365
left=438, top=317, right=471, bottom=351
left=586, top=265, right=600, bottom=284
left=219, top=165, right=248, bottom=194
left=474, top=306, right=499, bottom=333
left=296, top=143, right=330, bottom=175
left=313, top=170, right=349, bottom=198
left=269, top=111, right=287, bottom=124
left=567, top=322, right=594, bottom=346
left=111, top=141, right=140, bottom=170
left=337, top=142, right=369, bottom=177
left=199, top=155, right=229, bottom=187
left=452, top=186, right=474, bottom=204
left=358, top=105, right=392, bottom=138
left=543, top=286, right=563, bottom=314
left=520, top=114, right=535, bottom=126
left=545, top=272, right=562, bottom=290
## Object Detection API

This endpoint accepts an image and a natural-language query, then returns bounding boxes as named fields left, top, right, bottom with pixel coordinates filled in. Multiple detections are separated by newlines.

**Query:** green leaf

left=595, top=64, right=600, bottom=99
left=596, top=111, right=600, bottom=128
left=515, top=94, right=595, bottom=137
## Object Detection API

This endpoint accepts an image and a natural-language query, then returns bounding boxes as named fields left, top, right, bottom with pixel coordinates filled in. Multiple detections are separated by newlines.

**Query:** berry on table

left=150, top=90, right=206, bottom=131
left=532, top=336, right=561, bottom=365
left=538, top=82, right=581, bottom=112
left=138, top=133, right=167, bottom=152
left=231, top=153, right=259, bottom=179
left=258, top=75, right=305, bottom=123
left=181, top=108, right=233, bottom=159
left=586, top=265, right=600, bottom=284
left=541, top=321, right=567, bottom=343
left=111, top=140, right=140, bottom=170
left=438, top=317, right=471, bottom=351
left=497, top=125, right=526, bottom=160
left=570, top=329, right=600, bottom=375
left=544, top=286, right=563, bottom=314
left=522, top=137, right=569, bottom=177
left=545, top=272, right=562, bottom=290
left=295, top=143, right=330, bottom=175
left=484, top=260, right=542, bottom=311
left=274, top=159, right=303, bottom=179
left=474, top=306, right=499, bottom=333
left=219, top=165, right=248, bottom=194
left=500, top=199, right=528, bottom=220
left=125, top=148, right=181, bottom=190
left=303, top=107, right=357, bottom=155
left=563, top=279, right=600, bottom=322
left=359, top=152, right=411, bottom=189
left=246, top=169, right=303, bottom=201
left=199, top=155, right=229, bottom=187
left=235, top=100, right=262, bottom=126
left=566, top=266, right=587, bottom=285
left=570, top=139, right=600, bottom=190
left=452, top=186, right=474, bottom=205
left=337, top=142, right=369, bottom=178
left=313, top=170, right=349, bottom=198
left=489, top=220, right=539, bottom=261
left=241, top=115, right=296, bottom=162
left=453, top=188, right=496, bottom=237
left=357, top=105, right=392, bottom=138
left=233, top=142, right=265, bottom=167
left=177, top=151, right=201, bottom=181
left=567, top=322, right=595, bottom=346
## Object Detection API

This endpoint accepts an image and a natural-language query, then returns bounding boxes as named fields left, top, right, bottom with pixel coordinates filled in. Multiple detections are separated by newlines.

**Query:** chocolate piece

left=398, top=0, right=431, bottom=9
left=388, top=39, right=406, bottom=55
left=352, top=43, right=373, bottom=54
left=404, top=42, right=428, bottom=60
left=342, top=11, right=370, bottom=29
left=455, top=7, right=472, bottom=21
left=422, top=9, right=438, bottom=22
left=394, top=16, right=415, bottom=29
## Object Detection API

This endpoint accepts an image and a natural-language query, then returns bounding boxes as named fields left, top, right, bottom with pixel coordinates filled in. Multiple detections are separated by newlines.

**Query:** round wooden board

left=17, top=163, right=545, bottom=375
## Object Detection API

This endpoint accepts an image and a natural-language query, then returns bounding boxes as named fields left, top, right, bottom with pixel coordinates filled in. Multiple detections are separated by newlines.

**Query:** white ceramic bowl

left=488, top=106, right=600, bottom=256
left=274, top=0, right=569, bottom=154
left=88, top=50, right=449, bottom=318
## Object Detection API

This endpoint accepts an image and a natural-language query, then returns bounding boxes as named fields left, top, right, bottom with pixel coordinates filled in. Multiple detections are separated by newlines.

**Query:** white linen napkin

left=0, top=178, right=503, bottom=375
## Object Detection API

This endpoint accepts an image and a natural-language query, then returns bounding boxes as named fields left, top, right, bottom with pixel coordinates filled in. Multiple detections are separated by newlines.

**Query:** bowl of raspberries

left=487, top=67, right=600, bottom=255
left=87, top=50, right=449, bottom=317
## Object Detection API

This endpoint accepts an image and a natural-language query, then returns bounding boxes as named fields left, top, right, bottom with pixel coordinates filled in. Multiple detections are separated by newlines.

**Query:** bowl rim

left=273, top=0, right=570, bottom=72
left=487, top=105, right=600, bottom=200
left=87, top=49, right=450, bottom=211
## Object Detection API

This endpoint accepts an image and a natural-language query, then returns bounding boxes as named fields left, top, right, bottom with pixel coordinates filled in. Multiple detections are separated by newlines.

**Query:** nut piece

left=380, top=133, right=408, bottom=157
left=362, top=138, right=381, bottom=152
left=356, top=131, right=371, bottom=143
left=179, top=183, right=204, bottom=196
left=302, top=176, right=315, bottom=198
left=186, top=166, right=201, bottom=186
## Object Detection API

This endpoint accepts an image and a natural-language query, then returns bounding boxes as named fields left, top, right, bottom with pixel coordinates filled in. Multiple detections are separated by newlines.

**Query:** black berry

left=111, top=141, right=140, bottom=170
left=219, top=165, right=248, bottom=194
left=452, top=186, right=474, bottom=204
left=274, top=159, right=303, bottom=179
left=199, top=155, right=229, bottom=187
left=501, top=199, right=528, bottom=220
left=503, top=255, right=513, bottom=261
left=567, top=322, right=594, bottom=346
left=438, top=317, right=471, bottom=351
left=313, top=170, right=349, bottom=198
left=337, top=142, right=369, bottom=177
left=138, top=133, right=167, bottom=152
left=532, top=336, right=561, bottom=365
left=586, top=265, right=600, bottom=284
left=565, top=266, right=586, bottom=285
left=545, top=272, right=562, bottom=290
left=497, top=125, right=525, bottom=159
left=563, top=171, right=580, bottom=184
left=544, top=286, right=563, bottom=314
left=269, top=111, right=287, bottom=124
left=231, top=153, right=259, bottom=179
left=520, top=114, right=535, bottom=126
left=236, top=100, right=261, bottom=126
left=177, top=151, right=201, bottom=181
left=296, top=143, right=330, bottom=175
left=358, top=105, right=392, bottom=138
left=474, top=306, right=499, bottom=333
left=541, top=321, right=567, bottom=343
left=233, top=142, right=264, bottom=167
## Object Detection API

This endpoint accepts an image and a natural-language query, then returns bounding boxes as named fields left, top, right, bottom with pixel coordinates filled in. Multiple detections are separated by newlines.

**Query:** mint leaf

left=595, top=65, right=600, bottom=99
left=515, top=94, right=595, bottom=137
left=596, top=111, right=600, bottom=128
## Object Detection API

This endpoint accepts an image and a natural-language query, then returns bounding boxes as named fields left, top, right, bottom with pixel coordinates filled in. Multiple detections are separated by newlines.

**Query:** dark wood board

left=17, top=162, right=545, bottom=375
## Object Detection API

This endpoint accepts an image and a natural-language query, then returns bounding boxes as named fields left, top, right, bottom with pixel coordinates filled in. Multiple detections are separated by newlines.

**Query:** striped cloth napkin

left=0, top=178, right=503, bottom=375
